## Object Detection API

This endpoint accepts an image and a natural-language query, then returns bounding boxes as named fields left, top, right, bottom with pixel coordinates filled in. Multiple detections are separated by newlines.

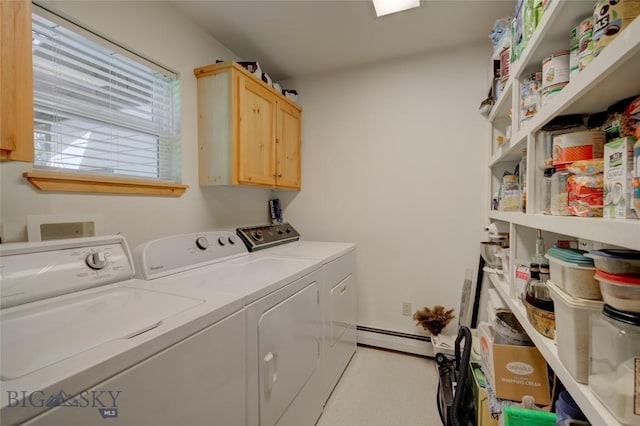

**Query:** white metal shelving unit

left=485, top=2, right=640, bottom=425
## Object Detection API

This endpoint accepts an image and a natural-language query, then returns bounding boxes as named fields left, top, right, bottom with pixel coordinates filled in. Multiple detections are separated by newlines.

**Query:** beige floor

left=316, top=345, right=441, bottom=426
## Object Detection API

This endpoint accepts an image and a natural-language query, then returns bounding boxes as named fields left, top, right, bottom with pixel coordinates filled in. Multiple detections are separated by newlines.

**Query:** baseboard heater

left=356, top=325, right=434, bottom=357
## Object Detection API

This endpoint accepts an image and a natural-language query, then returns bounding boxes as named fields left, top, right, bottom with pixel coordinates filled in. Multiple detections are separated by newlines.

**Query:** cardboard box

left=469, top=362, right=499, bottom=426
left=604, top=136, right=638, bottom=219
left=478, top=322, right=551, bottom=405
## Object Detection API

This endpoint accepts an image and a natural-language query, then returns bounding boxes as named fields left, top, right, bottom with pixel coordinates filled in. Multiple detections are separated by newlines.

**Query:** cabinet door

left=237, top=76, right=276, bottom=187
left=276, top=101, right=301, bottom=190
left=0, top=0, right=34, bottom=162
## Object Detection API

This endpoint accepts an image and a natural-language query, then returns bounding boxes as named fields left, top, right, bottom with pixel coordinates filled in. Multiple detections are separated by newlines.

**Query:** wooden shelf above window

left=24, top=171, right=188, bottom=196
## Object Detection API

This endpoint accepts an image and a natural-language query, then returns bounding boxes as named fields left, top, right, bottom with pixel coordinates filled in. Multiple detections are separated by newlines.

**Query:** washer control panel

left=236, top=223, right=300, bottom=252
left=0, top=236, right=134, bottom=309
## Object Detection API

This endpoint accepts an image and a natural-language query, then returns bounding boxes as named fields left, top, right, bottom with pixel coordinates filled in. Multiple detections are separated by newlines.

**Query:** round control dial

left=86, top=251, right=108, bottom=270
left=218, top=237, right=227, bottom=246
left=195, top=236, right=209, bottom=250
left=228, top=236, right=237, bottom=245
left=251, top=230, right=264, bottom=241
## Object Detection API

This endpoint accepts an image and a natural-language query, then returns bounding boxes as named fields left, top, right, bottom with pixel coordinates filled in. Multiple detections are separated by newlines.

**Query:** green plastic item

left=546, top=248, right=594, bottom=265
left=503, top=406, right=557, bottom=426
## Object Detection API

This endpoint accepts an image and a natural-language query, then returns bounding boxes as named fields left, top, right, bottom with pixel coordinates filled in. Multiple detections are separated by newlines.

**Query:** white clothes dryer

left=237, top=224, right=357, bottom=403
left=132, top=230, right=325, bottom=426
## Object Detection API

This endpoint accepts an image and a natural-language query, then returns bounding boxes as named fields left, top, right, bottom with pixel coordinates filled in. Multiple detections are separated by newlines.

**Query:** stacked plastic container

left=545, top=247, right=603, bottom=385
left=585, top=249, right=640, bottom=425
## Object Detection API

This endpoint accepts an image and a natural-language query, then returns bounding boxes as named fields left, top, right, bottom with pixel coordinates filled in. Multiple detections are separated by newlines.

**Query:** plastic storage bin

left=594, top=270, right=640, bottom=313
left=547, top=281, right=603, bottom=383
left=585, top=249, right=640, bottom=275
left=546, top=255, right=600, bottom=299
left=556, top=390, right=588, bottom=423
left=589, top=305, right=640, bottom=425
left=503, top=406, right=556, bottom=426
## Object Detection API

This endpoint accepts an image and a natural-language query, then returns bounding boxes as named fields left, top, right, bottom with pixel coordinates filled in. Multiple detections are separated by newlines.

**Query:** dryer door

left=258, top=281, right=320, bottom=426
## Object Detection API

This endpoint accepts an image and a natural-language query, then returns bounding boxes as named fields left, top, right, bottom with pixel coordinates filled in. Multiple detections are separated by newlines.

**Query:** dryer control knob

left=86, top=251, right=108, bottom=270
left=228, top=236, right=237, bottom=245
left=217, top=237, right=226, bottom=246
left=196, top=236, right=209, bottom=250
left=251, top=231, right=263, bottom=241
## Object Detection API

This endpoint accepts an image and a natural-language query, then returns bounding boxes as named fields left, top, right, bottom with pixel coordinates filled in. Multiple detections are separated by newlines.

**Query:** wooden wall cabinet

left=194, top=61, right=302, bottom=190
left=1, top=0, right=34, bottom=162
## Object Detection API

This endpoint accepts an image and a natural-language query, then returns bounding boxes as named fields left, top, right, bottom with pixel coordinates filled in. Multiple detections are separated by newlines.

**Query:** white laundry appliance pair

left=0, top=223, right=356, bottom=426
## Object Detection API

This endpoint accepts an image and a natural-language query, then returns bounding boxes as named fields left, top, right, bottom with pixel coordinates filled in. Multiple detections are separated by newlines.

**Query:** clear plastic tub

left=585, top=249, right=640, bottom=275
left=589, top=305, right=640, bottom=425
left=594, top=270, right=640, bottom=313
left=547, top=281, right=603, bottom=383
left=546, top=255, right=601, bottom=299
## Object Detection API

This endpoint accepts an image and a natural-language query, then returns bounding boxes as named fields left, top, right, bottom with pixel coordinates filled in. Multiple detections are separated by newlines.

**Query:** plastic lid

left=546, top=248, right=595, bottom=265
left=603, top=304, right=640, bottom=326
left=588, top=249, right=640, bottom=260
left=594, top=270, right=640, bottom=286
left=547, top=280, right=604, bottom=310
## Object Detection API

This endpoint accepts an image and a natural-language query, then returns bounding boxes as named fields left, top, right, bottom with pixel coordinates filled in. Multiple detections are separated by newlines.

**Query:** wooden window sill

left=23, top=171, right=188, bottom=196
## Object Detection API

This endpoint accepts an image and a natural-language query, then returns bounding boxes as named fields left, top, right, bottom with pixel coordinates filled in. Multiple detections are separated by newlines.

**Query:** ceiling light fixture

left=372, top=0, right=420, bottom=17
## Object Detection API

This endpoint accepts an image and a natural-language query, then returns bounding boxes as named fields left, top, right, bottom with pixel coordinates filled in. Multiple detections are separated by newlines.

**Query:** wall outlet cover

left=27, top=214, right=104, bottom=242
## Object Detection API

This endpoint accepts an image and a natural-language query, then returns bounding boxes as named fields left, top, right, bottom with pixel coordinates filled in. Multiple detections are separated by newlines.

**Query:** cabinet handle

left=278, top=173, right=282, bottom=178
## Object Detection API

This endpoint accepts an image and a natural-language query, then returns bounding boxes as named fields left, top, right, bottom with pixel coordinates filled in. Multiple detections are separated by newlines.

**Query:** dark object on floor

left=436, top=326, right=475, bottom=426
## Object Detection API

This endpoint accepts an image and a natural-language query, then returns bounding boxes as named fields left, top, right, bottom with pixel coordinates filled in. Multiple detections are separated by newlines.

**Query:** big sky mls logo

left=7, top=390, right=121, bottom=419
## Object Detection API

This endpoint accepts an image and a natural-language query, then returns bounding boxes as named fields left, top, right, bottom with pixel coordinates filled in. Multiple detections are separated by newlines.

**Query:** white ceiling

left=170, top=0, right=515, bottom=81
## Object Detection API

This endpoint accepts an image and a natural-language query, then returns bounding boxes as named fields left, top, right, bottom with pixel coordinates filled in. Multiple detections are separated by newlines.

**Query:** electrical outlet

left=402, top=302, right=412, bottom=316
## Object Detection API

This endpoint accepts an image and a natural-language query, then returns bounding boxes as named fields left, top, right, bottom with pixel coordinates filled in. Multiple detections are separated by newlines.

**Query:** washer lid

left=1, top=284, right=203, bottom=380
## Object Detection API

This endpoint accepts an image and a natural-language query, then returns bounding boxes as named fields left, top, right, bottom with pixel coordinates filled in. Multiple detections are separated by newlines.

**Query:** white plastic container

left=546, top=255, right=601, bottom=299
left=594, top=270, right=640, bottom=313
left=589, top=305, right=640, bottom=425
left=547, top=281, right=604, bottom=383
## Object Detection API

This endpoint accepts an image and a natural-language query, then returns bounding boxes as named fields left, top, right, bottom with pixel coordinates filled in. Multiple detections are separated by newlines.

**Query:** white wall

left=1, top=0, right=491, bottom=340
left=0, top=1, right=272, bottom=247
left=278, top=47, right=491, bottom=337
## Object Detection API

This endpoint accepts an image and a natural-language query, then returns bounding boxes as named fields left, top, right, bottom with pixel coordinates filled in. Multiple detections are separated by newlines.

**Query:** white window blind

left=32, top=7, right=181, bottom=182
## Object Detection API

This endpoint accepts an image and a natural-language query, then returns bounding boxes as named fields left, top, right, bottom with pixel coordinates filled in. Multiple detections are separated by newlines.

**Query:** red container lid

left=595, top=270, right=640, bottom=285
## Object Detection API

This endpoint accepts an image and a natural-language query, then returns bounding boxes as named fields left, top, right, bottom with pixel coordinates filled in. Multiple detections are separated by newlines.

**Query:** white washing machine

left=0, top=236, right=245, bottom=426
left=236, top=224, right=357, bottom=403
left=132, top=230, right=324, bottom=426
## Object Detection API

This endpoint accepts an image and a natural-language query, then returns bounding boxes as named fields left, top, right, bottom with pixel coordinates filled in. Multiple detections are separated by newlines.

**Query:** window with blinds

left=32, top=8, right=181, bottom=182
